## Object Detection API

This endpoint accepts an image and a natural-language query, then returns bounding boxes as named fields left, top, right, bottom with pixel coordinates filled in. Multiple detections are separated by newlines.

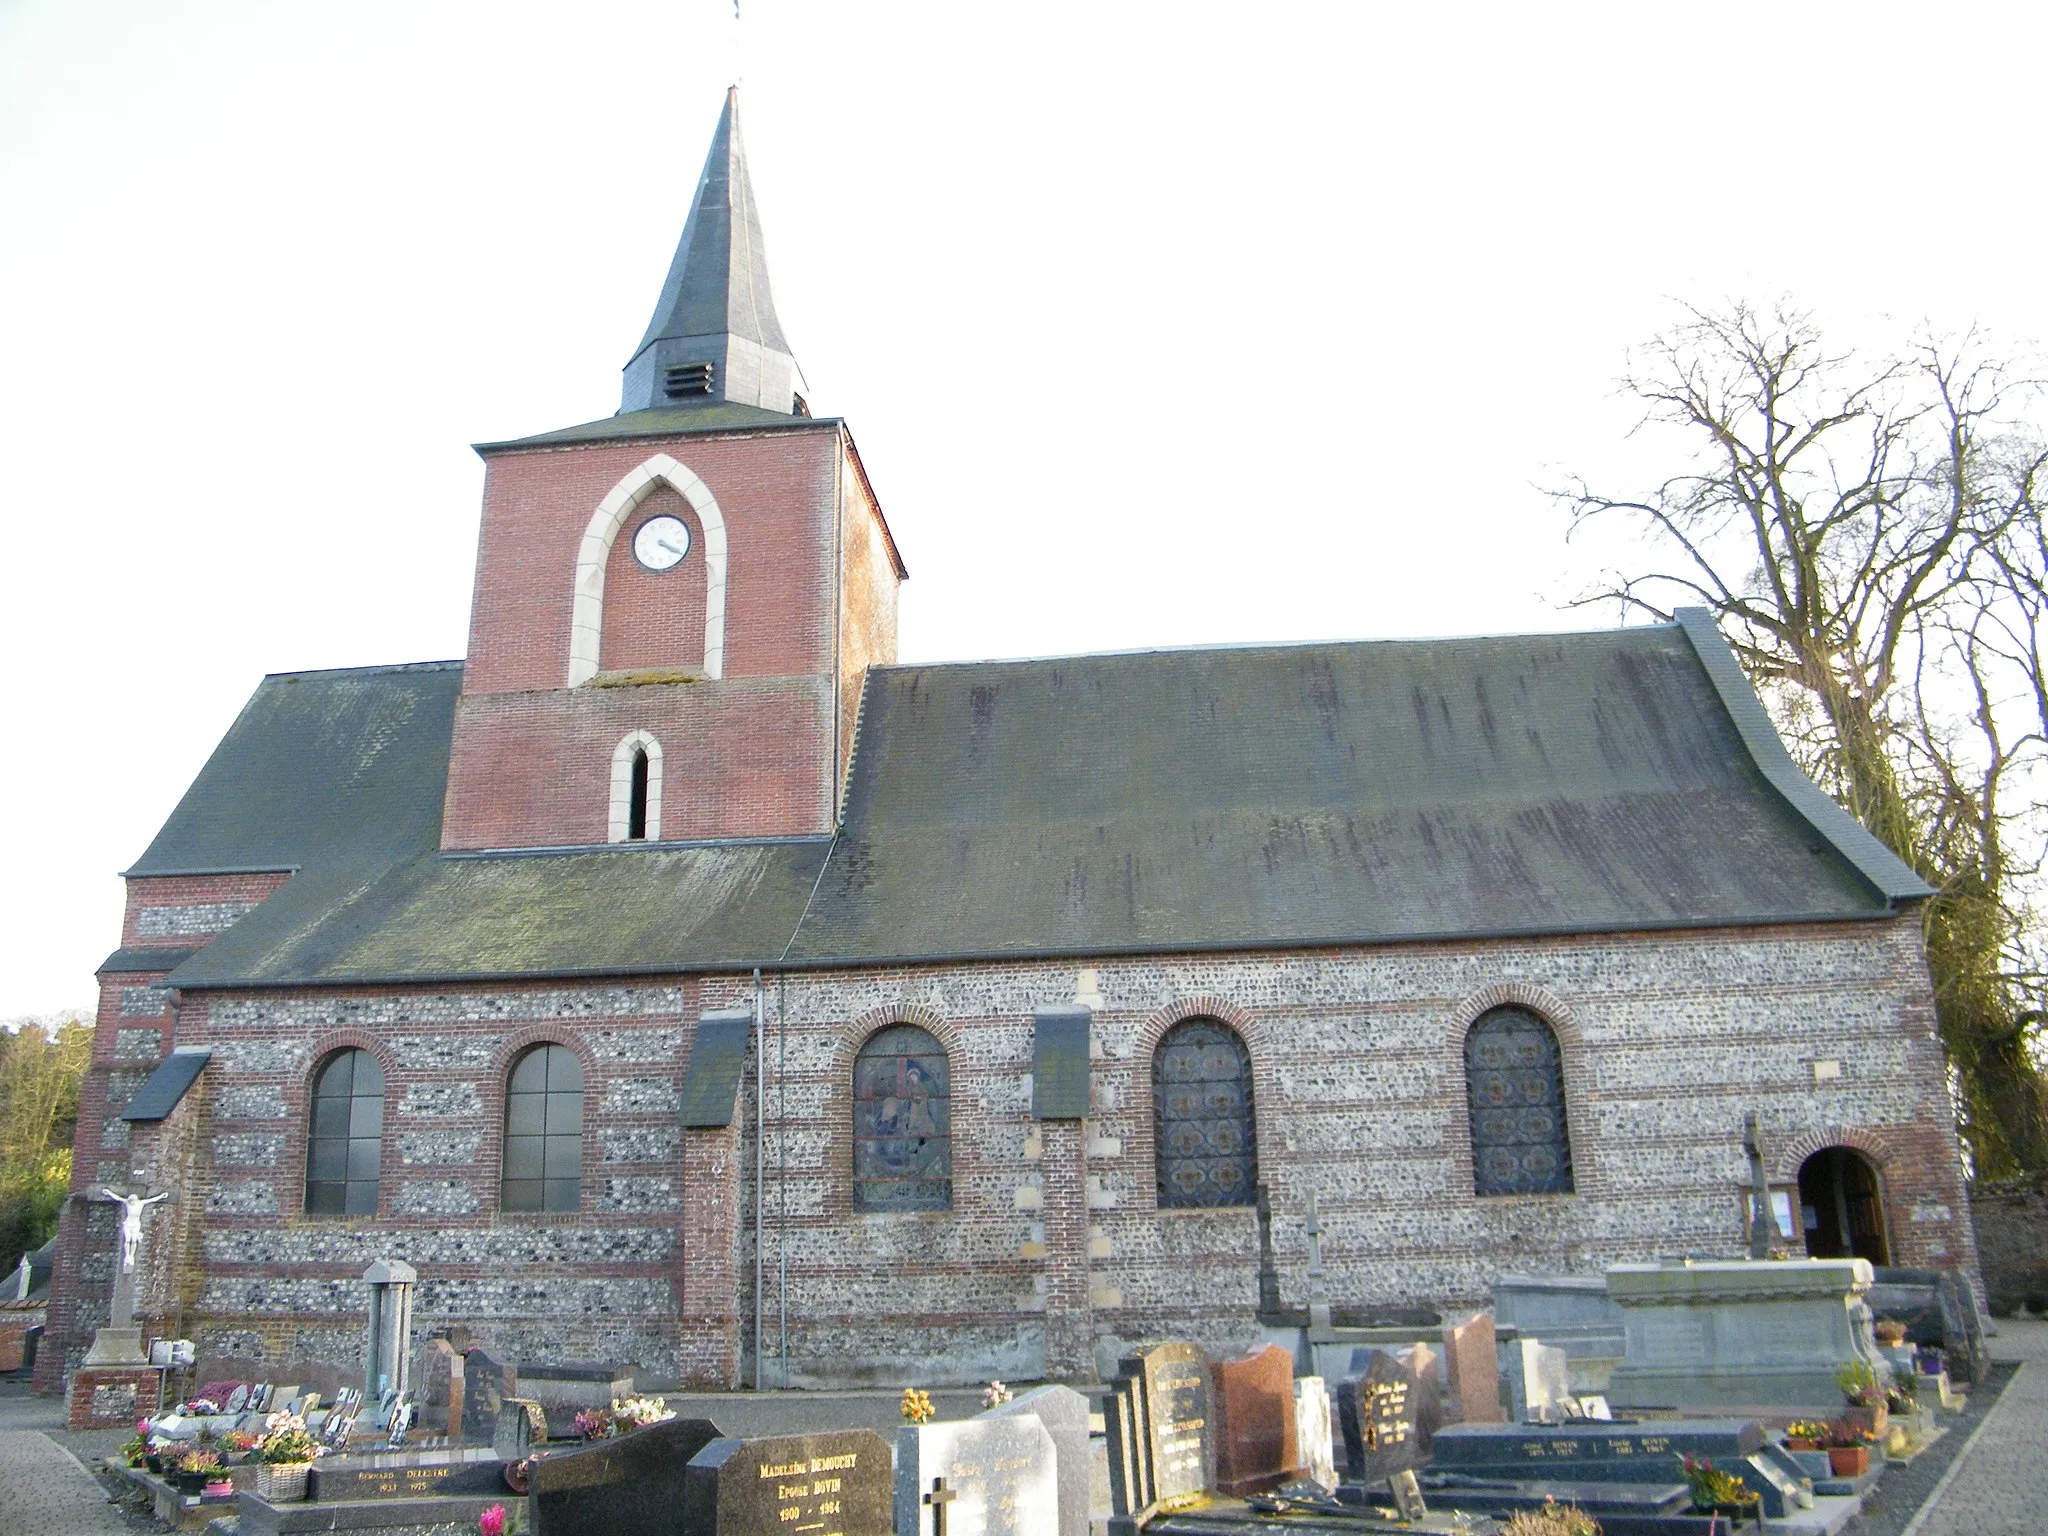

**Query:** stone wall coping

left=1605, top=1257, right=1873, bottom=1304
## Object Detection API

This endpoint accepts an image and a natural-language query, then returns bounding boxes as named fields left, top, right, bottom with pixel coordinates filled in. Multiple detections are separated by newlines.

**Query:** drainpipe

left=752, top=967, right=765, bottom=1390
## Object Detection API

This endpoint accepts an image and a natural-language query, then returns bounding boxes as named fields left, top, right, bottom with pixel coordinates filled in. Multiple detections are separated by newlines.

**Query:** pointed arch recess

left=570, top=454, right=729, bottom=686
left=608, top=730, right=664, bottom=843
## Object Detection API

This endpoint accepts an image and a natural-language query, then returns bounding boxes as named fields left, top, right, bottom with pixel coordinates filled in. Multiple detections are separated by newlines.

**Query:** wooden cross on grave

left=924, top=1476, right=958, bottom=1536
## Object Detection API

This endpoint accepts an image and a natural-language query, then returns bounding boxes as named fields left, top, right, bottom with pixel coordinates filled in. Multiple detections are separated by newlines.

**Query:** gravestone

left=225, top=1384, right=249, bottom=1412
left=1104, top=1342, right=1217, bottom=1534
left=1441, top=1312, right=1502, bottom=1424
left=683, top=1430, right=892, bottom=1536
left=1506, top=1340, right=1571, bottom=1423
left=1429, top=1419, right=1765, bottom=1482
left=1392, top=1342, right=1444, bottom=1457
left=493, top=1397, right=548, bottom=1461
left=896, top=1413, right=1058, bottom=1536
left=529, top=1416, right=724, bottom=1536
left=1868, top=1267, right=1989, bottom=1384
left=1292, top=1377, right=1335, bottom=1492
left=1336, top=1351, right=1427, bottom=1518
left=419, top=1339, right=464, bottom=1438
left=978, top=1384, right=1092, bottom=1536
left=463, top=1349, right=515, bottom=1438
left=1211, top=1344, right=1297, bottom=1495
left=520, top=1361, right=639, bottom=1422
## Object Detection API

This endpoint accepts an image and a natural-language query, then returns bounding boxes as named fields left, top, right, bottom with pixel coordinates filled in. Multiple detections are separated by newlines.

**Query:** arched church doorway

left=1797, top=1146, right=1890, bottom=1264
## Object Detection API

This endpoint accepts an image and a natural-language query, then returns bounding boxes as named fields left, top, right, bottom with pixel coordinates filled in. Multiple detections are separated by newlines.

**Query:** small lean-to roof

left=157, top=615, right=1927, bottom=990
left=119, top=1046, right=213, bottom=1122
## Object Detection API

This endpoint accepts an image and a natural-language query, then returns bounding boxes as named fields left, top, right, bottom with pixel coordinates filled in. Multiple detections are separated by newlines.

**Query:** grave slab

left=1429, top=1419, right=1766, bottom=1483
left=896, top=1413, right=1058, bottom=1536
left=306, top=1446, right=503, bottom=1501
left=237, top=1491, right=509, bottom=1536
left=978, top=1383, right=1092, bottom=1536
left=528, top=1415, right=723, bottom=1536
left=683, top=1429, right=893, bottom=1536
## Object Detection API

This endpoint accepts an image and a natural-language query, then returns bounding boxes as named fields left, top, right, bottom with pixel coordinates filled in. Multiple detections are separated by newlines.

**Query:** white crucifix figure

left=102, top=1187, right=170, bottom=1274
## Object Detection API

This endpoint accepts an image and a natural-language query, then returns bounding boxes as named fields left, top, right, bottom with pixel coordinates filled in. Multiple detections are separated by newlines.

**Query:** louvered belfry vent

left=663, top=362, right=715, bottom=400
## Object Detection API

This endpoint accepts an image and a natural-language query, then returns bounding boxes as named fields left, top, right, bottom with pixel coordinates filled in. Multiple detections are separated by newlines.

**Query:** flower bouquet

left=573, top=1408, right=615, bottom=1440
left=608, top=1395, right=676, bottom=1433
left=253, top=1411, right=323, bottom=1502
left=901, top=1388, right=935, bottom=1425
left=1677, top=1454, right=1759, bottom=1520
left=982, top=1381, right=1013, bottom=1410
left=1781, top=1420, right=1830, bottom=1452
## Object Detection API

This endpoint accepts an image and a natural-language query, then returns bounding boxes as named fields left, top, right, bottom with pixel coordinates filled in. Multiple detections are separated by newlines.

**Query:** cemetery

left=80, top=1245, right=2001, bottom=1536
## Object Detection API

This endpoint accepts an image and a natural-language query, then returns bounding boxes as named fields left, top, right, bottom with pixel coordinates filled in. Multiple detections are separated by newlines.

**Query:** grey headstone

left=493, top=1397, right=547, bottom=1461
left=897, top=1415, right=1058, bottom=1536
left=530, top=1416, right=724, bottom=1536
left=1506, top=1340, right=1572, bottom=1422
left=1293, top=1377, right=1335, bottom=1492
left=979, top=1384, right=1092, bottom=1536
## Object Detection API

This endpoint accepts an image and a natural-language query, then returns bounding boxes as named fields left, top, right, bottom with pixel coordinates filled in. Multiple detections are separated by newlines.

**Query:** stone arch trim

left=1135, top=996, right=1267, bottom=1216
left=607, top=730, right=665, bottom=842
left=570, top=453, right=729, bottom=686
left=1444, top=982, right=1598, bottom=1199
left=824, top=1003, right=964, bottom=1220
left=1773, top=1126, right=1901, bottom=1182
left=289, top=1033, right=398, bottom=1220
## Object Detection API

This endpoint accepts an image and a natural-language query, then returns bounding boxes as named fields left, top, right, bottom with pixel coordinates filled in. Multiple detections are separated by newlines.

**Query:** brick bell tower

left=442, top=89, right=905, bottom=851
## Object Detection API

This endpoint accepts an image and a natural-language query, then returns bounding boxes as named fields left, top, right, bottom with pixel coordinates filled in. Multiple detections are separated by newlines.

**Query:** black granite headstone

left=1337, top=1351, right=1423, bottom=1488
left=463, top=1349, right=515, bottom=1438
left=683, top=1430, right=892, bottom=1536
left=1429, top=1419, right=1764, bottom=1482
left=1105, top=1342, right=1216, bottom=1534
left=530, top=1417, right=724, bottom=1536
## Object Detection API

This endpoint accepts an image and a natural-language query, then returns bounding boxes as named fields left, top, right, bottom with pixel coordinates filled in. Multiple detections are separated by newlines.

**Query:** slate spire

left=621, top=87, right=802, bottom=415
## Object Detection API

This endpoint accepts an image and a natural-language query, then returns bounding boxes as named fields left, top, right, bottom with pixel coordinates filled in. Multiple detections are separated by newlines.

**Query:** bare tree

left=1556, top=300, right=2048, bottom=1175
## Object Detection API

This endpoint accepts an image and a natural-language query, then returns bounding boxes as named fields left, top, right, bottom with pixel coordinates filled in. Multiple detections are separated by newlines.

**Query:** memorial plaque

left=1442, top=1311, right=1502, bottom=1424
left=683, top=1430, right=892, bottom=1536
left=307, top=1447, right=505, bottom=1501
left=1104, top=1342, right=1215, bottom=1531
left=530, top=1416, right=724, bottom=1536
left=1293, top=1377, right=1335, bottom=1492
left=1393, top=1342, right=1445, bottom=1458
left=897, top=1414, right=1057, bottom=1536
left=1429, top=1419, right=1765, bottom=1482
left=1211, top=1345, right=1297, bottom=1495
left=978, top=1384, right=1092, bottom=1536
left=1337, top=1351, right=1423, bottom=1488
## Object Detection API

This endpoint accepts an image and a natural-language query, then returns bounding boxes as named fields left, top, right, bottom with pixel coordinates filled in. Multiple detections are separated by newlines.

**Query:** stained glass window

left=306, top=1049, right=383, bottom=1216
left=1154, top=1018, right=1257, bottom=1208
left=1466, top=1007, right=1574, bottom=1196
left=503, top=1044, right=583, bottom=1213
left=852, top=1025, right=951, bottom=1212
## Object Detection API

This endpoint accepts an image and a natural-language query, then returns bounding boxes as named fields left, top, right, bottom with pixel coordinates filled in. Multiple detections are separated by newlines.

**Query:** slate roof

left=148, top=616, right=1929, bottom=991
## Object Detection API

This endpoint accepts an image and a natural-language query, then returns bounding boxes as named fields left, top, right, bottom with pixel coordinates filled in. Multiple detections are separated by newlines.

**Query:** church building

left=44, top=92, right=1980, bottom=1395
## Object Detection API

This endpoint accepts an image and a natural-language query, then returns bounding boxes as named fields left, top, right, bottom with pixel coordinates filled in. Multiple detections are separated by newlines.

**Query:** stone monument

left=530, top=1416, right=724, bottom=1536
left=1104, top=1342, right=1216, bottom=1535
left=1605, top=1257, right=1891, bottom=1413
left=896, top=1413, right=1059, bottom=1536
left=362, top=1259, right=416, bottom=1400
left=1293, top=1377, right=1336, bottom=1492
left=683, top=1430, right=893, bottom=1536
left=978, top=1384, right=1093, bottom=1536
left=69, top=1187, right=172, bottom=1430
left=1211, top=1344, right=1297, bottom=1495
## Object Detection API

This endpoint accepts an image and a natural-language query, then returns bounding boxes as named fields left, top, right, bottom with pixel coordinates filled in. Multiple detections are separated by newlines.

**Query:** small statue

left=100, top=1187, right=170, bottom=1274
left=1741, top=1114, right=1780, bottom=1259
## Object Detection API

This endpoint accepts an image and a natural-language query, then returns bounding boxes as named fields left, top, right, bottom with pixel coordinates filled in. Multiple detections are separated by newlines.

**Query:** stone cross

left=98, top=1187, right=169, bottom=1326
left=924, top=1476, right=957, bottom=1536
left=1743, top=1113, right=1777, bottom=1259
left=1304, top=1193, right=1331, bottom=1333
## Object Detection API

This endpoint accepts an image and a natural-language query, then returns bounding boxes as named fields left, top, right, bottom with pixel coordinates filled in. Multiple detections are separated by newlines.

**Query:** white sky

left=2, top=1, right=2043, bottom=1020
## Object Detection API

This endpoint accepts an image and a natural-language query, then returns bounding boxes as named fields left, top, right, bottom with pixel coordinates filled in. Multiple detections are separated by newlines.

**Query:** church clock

left=632, top=514, right=690, bottom=570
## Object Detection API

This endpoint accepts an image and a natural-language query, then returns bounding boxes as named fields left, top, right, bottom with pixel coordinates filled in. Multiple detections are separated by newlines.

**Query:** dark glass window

left=1466, top=1007, right=1574, bottom=1196
left=852, top=1025, right=951, bottom=1211
left=503, top=1044, right=584, bottom=1213
left=628, top=749, right=650, bottom=840
left=1154, top=1018, right=1257, bottom=1208
left=306, top=1049, right=383, bottom=1216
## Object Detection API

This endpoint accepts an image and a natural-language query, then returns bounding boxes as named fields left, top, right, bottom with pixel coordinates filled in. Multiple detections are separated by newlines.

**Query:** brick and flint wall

left=49, top=910, right=1975, bottom=1391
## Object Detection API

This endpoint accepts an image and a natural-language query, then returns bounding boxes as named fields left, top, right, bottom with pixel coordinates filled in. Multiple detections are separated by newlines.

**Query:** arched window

left=1466, top=1007, right=1574, bottom=1196
left=852, top=1025, right=951, bottom=1211
left=306, top=1049, right=383, bottom=1215
left=608, top=731, right=663, bottom=842
left=503, top=1044, right=583, bottom=1213
left=1153, top=1018, right=1257, bottom=1208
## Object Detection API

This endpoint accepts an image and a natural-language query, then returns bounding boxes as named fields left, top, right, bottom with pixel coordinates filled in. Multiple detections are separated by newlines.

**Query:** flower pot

left=202, top=1479, right=235, bottom=1499
left=1827, top=1446, right=1870, bottom=1477
left=1842, top=1402, right=1889, bottom=1436
left=256, top=1462, right=311, bottom=1502
left=1784, top=1437, right=1819, bottom=1452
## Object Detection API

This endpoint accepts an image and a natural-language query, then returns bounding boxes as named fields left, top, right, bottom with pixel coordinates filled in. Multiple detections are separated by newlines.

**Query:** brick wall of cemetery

left=46, top=909, right=1975, bottom=1393
left=1970, top=1174, right=2048, bottom=1314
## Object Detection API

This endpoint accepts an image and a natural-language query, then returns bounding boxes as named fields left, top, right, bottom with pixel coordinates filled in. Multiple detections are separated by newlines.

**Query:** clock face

left=632, top=514, right=691, bottom=571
